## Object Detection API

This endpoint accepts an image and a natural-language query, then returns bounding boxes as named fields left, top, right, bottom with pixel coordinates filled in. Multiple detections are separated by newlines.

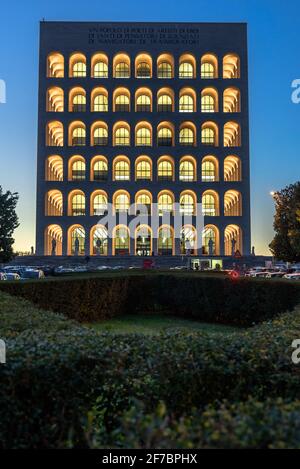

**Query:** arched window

left=69, top=156, right=86, bottom=181
left=158, top=226, right=173, bottom=255
left=158, top=192, right=174, bottom=214
left=201, top=54, right=218, bottom=79
left=69, top=191, right=86, bottom=216
left=92, top=88, right=108, bottom=112
left=202, top=191, right=219, bottom=216
left=223, top=54, right=240, bottom=79
left=114, top=88, right=130, bottom=112
left=91, top=226, right=108, bottom=256
left=157, top=54, right=174, bottom=78
left=179, top=158, right=196, bottom=181
left=202, top=156, right=219, bottom=182
left=45, top=190, right=63, bottom=216
left=113, top=157, right=130, bottom=180
left=223, top=88, right=241, bottom=113
left=179, top=54, right=196, bottom=78
left=224, top=190, right=242, bottom=216
left=136, top=225, right=152, bottom=256
left=224, top=225, right=242, bottom=255
left=135, top=54, right=152, bottom=78
left=136, top=89, right=152, bottom=112
left=202, top=225, right=220, bottom=255
left=91, top=122, right=108, bottom=146
left=179, top=122, right=196, bottom=146
left=91, top=53, right=108, bottom=78
left=91, top=191, right=108, bottom=216
left=135, top=157, right=152, bottom=180
left=224, top=155, right=241, bottom=182
left=201, top=88, right=218, bottom=113
left=47, top=53, right=64, bottom=78
left=114, top=192, right=130, bottom=213
left=157, top=157, right=173, bottom=181
left=69, top=122, right=86, bottom=146
left=91, top=157, right=108, bottom=181
left=135, top=123, right=152, bottom=146
left=114, top=123, right=130, bottom=146
left=114, top=226, right=130, bottom=255
left=45, top=155, right=63, bottom=181
left=180, top=192, right=196, bottom=216
left=69, top=53, right=86, bottom=78
left=45, top=225, right=63, bottom=255
left=69, top=87, right=86, bottom=112
left=157, top=88, right=174, bottom=112
left=224, top=121, right=241, bottom=147
left=201, top=122, right=218, bottom=146
left=68, top=225, right=85, bottom=256
left=157, top=124, right=173, bottom=146
left=114, top=53, right=130, bottom=78
left=47, top=87, right=64, bottom=112
left=135, top=191, right=152, bottom=215
left=179, top=89, right=196, bottom=112
left=180, top=226, right=197, bottom=255
left=46, top=121, right=64, bottom=146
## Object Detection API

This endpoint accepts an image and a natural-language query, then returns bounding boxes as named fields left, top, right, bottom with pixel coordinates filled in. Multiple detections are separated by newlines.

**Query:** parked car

left=5, top=272, right=21, bottom=281
left=0, top=272, right=7, bottom=281
left=21, top=269, right=45, bottom=279
left=284, top=273, right=300, bottom=280
left=265, top=272, right=286, bottom=279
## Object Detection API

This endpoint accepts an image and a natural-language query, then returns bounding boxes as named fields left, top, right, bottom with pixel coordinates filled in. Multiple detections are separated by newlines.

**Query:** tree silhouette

left=0, top=187, right=19, bottom=262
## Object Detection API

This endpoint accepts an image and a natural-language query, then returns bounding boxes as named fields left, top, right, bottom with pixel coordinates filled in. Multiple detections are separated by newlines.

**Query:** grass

left=87, top=314, right=239, bottom=336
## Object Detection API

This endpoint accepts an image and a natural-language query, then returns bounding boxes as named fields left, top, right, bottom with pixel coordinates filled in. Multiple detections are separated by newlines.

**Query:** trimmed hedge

left=1, top=273, right=300, bottom=326
left=1, top=292, right=300, bottom=448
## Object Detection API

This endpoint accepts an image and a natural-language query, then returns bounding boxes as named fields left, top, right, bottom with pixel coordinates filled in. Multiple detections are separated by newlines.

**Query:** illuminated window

left=202, top=160, right=216, bottom=182
left=201, top=123, right=218, bottom=146
left=157, top=126, right=173, bottom=146
left=158, top=61, right=172, bottom=78
left=136, top=226, right=152, bottom=256
left=136, top=62, right=151, bottom=78
left=179, top=94, right=195, bottom=112
left=136, top=193, right=151, bottom=215
left=91, top=226, right=108, bottom=256
left=45, top=225, right=63, bottom=255
left=224, top=225, right=242, bottom=256
left=114, top=126, right=130, bottom=146
left=93, top=126, right=108, bottom=146
left=114, top=159, right=130, bottom=180
left=71, top=193, right=86, bottom=216
left=71, top=127, right=86, bottom=146
left=115, top=193, right=130, bottom=213
left=158, top=226, right=173, bottom=255
left=179, top=160, right=195, bottom=181
left=201, top=54, right=218, bottom=78
left=114, top=226, right=130, bottom=255
left=180, top=193, right=195, bottom=216
left=136, top=94, right=151, bottom=112
left=136, top=126, right=151, bottom=146
left=69, top=226, right=85, bottom=255
left=136, top=159, right=151, bottom=180
left=180, top=226, right=196, bottom=255
left=157, top=94, right=173, bottom=112
left=71, top=160, right=86, bottom=181
left=202, top=226, right=218, bottom=255
left=179, top=126, right=195, bottom=146
left=92, top=54, right=108, bottom=78
left=202, top=193, right=218, bottom=216
left=115, top=94, right=130, bottom=112
left=114, top=54, right=131, bottom=78
left=92, top=193, right=108, bottom=216
left=158, top=194, right=173, bottom=215
left=92, top=159, right=108, bottom=181
left=158, top=159, right=173, bottom=181
left=201, top=95, right=215, bottom=112
left=93, top=94, right=108, bottom=112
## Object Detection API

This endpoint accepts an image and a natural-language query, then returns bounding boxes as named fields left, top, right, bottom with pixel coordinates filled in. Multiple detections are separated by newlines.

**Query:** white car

left=265, top=272, right=285, bottom=279
left=5, top=272, right=21, bottom=281
left=284, top=273, right=300, bottom=280
left=0, top=272, right=7, bottom=281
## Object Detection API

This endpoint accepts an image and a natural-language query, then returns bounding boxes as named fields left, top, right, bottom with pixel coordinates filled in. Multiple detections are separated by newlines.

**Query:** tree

left=0, top=186, right=19, bottom=262
left=269, top=182, right=300, bottom=262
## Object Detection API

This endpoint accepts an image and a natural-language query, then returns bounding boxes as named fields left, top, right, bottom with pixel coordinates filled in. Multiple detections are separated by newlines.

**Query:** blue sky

left=0, top=0, right=299, bottom=254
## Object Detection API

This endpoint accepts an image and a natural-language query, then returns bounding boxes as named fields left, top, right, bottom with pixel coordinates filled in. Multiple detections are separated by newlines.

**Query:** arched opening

left=47, top=87, right=64, bottom=112
left=201, top=121, right=219, bottom=146
left=223, top=87, right=241, bottom=113
left=45, top=155, right=63, bottom=181
left=135, top=122, right=152, bottom=146
left=135, top=190, right=152, bottom=215
left=224, top=155, right=241, bottom=181
left=180, top=225, right=197, bottom=255
left=135, top=87, right=152, bottom=112
left=91, top=87, right=108, bottom=112
left=68, top=190, right=86, bottom=216
left=135, top=155, right=152, bottom=181
left=202, top=155, right=219, bottom=182
left=179, top=121, right=196, bottom=146
left=90, top=190, right=108, bottom=216
left=223, top=54, right=240, bottom=79
left=47, top=52, right=64, bottom=78
left=113, top=155, right=130, bottom=180
left=157, top=121, right=174, bottom=146
left=202, top=225, right=220, bottom=255
left=225, top=225, right=243, bottom=256
left=114, top=53, right=130, bottom=78
left=69, top=87, right=86, bottom=112
left=69, top=52, right=86, bottom=78
left=157, top=156, right=174, bottom=181
left=113, top=190, right=130, bottom=214
left=68, top=121, right=86, bottom=146
left=135, top=225, right=152, bottom=256
left=90, top=225, right=108, bottom=255
left=68, top=225, right=85, bottom=255
left=91, top=155, right=108, bottom=181
left=114, top=87, right=130, bottom=112
left=158, top=225, right=174, bottom=255
left=135, top=53, right=152, bottom=78
left=113, top=121, right=130, bottom=146
left=202, top=190, right=219, bottom=216
left=179, top=54, right=196, bottom=78
left=179, top=88, right=196, bottom=112
left=45, top=224, right=63, bottom=255
left=201, top=87, right=219, bottom=112
left=91, top=53, right=108, bottom=78
left=224, top=121, right=241, bottom=147
left=224, top=190, right=242, bottom=216
left=91, top=121, right=108, bottom=146
left=180, top=190, right=197, bottom=216
left=158, top=190, right=174, bottom=215
left=46, top=121, right=64, bottom=147
left=157, top=87, right=174, bottom=112
left=179, top=156, right=196, bottom=182
left=45, top=190, right=63, bottom=216
left=68, top=155, right=86, bottom=181
left=201, top=54, right=218, bottom=79
left=157, top=54, right=174, bottom=78
left=113, top=225, right=130, bottom=255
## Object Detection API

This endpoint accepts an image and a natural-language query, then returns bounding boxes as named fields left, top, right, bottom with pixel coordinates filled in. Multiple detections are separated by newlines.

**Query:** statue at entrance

left=74, top=237, right=80, bottom=256
left=251, top=246, right=256, bottom=256
left=95, top=238, right=102, bottom=256
left=208, top=238, right=214, bottom=256
left=231, top=238, right=237, bottom=256
left=51, top=238, right=57, bottom=256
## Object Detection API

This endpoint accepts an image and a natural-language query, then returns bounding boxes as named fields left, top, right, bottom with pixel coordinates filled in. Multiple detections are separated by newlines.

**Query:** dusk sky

left=0, top=0, right=299, bottom=254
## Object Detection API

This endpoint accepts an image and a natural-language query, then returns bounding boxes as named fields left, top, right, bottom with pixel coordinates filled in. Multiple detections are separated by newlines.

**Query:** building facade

left=36, top=21, right=251, bottom=257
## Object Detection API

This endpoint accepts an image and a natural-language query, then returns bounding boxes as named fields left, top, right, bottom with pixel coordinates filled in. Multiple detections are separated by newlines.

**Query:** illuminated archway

left=44, top=224, right=63, bottom=255
left=224, top=225, right=243, bottom=255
